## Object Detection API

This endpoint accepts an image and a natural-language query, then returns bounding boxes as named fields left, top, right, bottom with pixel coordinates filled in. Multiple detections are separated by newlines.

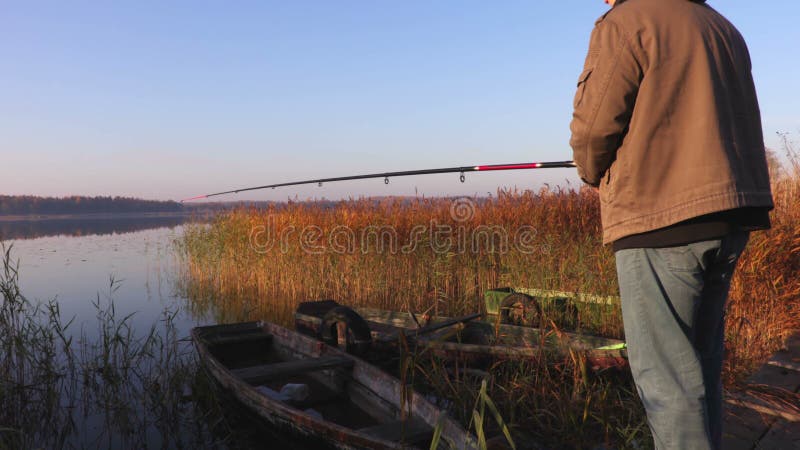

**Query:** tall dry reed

left=179, top=154, right=800, bottom=448
left=179, top=187, right=623, bottom=335
left=179, top=162, right=799, bottom=368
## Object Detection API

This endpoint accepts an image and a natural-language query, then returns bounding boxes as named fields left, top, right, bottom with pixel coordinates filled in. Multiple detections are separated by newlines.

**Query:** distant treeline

left=0, top=194, right=423, bottom=216
left=0, top=195, right=182, bottom=215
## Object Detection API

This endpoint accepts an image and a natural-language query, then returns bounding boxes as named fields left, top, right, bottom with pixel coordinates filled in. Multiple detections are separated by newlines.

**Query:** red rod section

left=182, top=195, right=209, bottom=201
left=475, top=163, right=543, bottom=171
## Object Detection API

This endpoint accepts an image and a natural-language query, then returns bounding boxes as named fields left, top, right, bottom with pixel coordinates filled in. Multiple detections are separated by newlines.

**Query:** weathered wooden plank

left=375, top=313, right=483, bottom=342
left=294, top=312, right=324, bottom=338
left=358, top=417, right=433, bottom=444
left=756, top=419, right=800, bottom=449
left=720, top=332, right=800, bottom=449
left=768, top=357, right=800, bottom=373
left=409, top=313, right=483, bottom=337
left=490, top=324, right=625, bottom=352
left=725, top=391, right=800, bottom=422
left=358, top=308, right=432, bottom=329
left=196, top=321, right=262, bottom=334
left=748, top=364, right=800, bottom=393
left=513, top=287, right=620, bottom=307
left=206, top=332, right=273, bottom=346
left=722, top=402, right=773, bottom=450
left=231, top=356, right=354, bottom=385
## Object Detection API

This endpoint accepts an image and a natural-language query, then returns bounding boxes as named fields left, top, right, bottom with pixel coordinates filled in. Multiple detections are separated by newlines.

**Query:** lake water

left=5, top=221, right=205, bottom=339
left=2, top=219, right=316, bottom=449
left=2, top=220, right=226, bottom=448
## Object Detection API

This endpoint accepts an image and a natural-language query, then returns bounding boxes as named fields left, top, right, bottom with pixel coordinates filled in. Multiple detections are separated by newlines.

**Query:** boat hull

left=193, top=321, right=477, bottom=449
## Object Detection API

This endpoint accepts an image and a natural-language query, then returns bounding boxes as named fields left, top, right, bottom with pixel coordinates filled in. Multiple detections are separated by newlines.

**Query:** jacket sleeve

left=570, top=18, right=642, bottom=187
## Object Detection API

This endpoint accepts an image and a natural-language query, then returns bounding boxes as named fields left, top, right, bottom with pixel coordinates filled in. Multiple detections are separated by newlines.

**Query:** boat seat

left=205, top=331, right=273, bottom=346
left=232, top=355, right=354, bottom=385
left=357, top=417, right=433, bottom=445
left=198, top=322, right=261, bottom=333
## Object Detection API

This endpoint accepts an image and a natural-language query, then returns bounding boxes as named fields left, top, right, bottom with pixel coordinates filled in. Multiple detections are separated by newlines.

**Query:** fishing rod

left=181, top=160, right=576, bottom=202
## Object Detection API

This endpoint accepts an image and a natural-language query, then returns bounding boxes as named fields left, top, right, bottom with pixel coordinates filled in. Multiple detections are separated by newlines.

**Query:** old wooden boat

left=192, top=321, right=477, bottom=449
left=294, top=301, right=628, bottom=370
left=483, top=287, right=620, bottom=317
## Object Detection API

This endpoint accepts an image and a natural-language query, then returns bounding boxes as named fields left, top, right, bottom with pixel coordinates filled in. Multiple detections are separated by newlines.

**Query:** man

left=569, top=1, right=774, bottom=449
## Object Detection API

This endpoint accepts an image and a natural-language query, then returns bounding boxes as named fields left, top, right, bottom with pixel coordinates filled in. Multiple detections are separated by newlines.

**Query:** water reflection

left=2, top=225, right=224, bottom=448
left=5, top=226, right=204, bottom=340
left=0, top=215, right=195, bottom=240
left=1, top=223, right=311, bottom=448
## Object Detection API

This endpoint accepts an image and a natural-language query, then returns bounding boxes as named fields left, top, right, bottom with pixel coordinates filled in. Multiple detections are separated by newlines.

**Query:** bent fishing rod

left=181, top=160, right=576, bottom=202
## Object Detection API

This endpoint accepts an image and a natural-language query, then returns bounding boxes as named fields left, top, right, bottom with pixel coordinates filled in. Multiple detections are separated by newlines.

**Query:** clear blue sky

left=2, top=1, right=797, bottom=201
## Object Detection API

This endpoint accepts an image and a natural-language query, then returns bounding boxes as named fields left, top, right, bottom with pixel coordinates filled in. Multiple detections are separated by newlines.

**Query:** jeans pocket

left=656, top=246, right=700, bottom=272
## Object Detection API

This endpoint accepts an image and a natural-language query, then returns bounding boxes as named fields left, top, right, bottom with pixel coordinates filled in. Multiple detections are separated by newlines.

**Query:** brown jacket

left=570, top=0, right=774, bottom=244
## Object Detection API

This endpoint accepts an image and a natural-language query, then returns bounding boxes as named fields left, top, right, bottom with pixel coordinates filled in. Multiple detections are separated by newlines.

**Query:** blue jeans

left=615, top=231, right=749, bottom=450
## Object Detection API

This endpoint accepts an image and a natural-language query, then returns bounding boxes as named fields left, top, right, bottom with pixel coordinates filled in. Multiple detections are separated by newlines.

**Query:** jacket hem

left=601, top=191, right=774, bottom=245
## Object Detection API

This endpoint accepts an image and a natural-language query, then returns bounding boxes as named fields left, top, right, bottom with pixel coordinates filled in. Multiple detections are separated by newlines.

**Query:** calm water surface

left=3, top=220, right=308, bottom=448
left=7, top=223, right=209, bottom=339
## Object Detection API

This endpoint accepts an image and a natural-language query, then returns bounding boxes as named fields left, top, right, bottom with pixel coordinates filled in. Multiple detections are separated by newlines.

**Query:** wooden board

left=231, top=355, right=354, bottom=385
left=748, top=364, right=800, bottom=393
left=756, top=419, right=800, bottom=449
left=722, top=330, right=800, bottom=449
left=196, top=321, right=261, bottom=334
left=512, top=287, right=620, bottom=307
left=722, top=402, right=774, bottom=450
left=358, top=417, right=433, bottom=445
left=375, top=313, right=483, bottom=342
left=725, top=391, right=800, bottom=422
left=206, top=332, right=273, bottom=346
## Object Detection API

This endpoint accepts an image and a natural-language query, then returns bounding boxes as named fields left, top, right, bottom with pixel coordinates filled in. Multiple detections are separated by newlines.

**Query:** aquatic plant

left=0, top=245, right=232, bottom=449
